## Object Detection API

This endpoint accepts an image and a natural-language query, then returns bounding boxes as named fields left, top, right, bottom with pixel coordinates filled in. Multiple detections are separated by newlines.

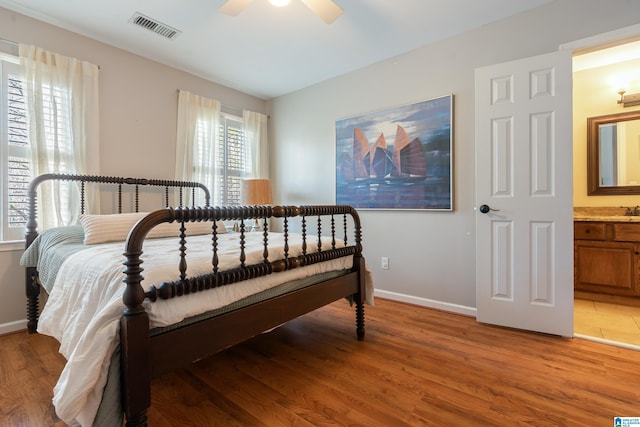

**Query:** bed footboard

left=121, top=204, right=365, bottom=426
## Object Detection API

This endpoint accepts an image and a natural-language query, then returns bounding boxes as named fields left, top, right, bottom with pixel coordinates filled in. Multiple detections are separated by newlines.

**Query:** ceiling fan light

left=269, top=0, right=291, bottom=7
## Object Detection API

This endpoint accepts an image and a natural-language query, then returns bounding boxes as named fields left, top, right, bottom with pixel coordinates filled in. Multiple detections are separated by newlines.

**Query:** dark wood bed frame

left=24, top=174, right=367, bottom=426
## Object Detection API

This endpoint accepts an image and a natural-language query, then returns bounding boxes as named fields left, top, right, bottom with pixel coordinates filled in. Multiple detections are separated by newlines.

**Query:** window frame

left=0, top=52, right=30, bottom=244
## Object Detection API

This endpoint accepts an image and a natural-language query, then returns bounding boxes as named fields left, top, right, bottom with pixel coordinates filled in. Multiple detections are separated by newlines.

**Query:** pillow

left=79, top=212, right=147, bottom=245
left=79, top=212, right=227, bottom=245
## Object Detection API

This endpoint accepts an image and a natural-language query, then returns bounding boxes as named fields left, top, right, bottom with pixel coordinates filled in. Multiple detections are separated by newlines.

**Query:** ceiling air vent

left=129, top=12, right=181, bottom=39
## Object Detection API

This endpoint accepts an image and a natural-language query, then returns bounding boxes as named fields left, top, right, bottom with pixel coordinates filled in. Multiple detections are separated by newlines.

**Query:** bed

left=21, top=173, right=371, bottom=427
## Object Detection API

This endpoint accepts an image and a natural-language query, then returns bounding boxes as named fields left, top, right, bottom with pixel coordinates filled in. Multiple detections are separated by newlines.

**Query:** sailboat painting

left=336, top=95, right=453, bottom=210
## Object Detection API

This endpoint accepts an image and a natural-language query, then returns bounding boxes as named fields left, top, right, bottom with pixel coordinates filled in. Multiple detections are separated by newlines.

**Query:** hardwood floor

left=3, top=298, right=640, bottom=426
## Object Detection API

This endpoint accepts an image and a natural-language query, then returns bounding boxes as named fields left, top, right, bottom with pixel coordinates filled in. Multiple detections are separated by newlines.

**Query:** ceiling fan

left=219, top=0, right=344, bottom=24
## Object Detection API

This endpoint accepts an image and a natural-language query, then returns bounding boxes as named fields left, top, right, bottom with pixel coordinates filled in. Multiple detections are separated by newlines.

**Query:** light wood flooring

left=3, top=298, right=640, bottom=426
left=574, top=298, right=640, bottom=347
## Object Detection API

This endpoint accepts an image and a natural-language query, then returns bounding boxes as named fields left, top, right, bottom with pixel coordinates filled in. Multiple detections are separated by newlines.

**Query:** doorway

left=571, top=37, right=640, bottom=349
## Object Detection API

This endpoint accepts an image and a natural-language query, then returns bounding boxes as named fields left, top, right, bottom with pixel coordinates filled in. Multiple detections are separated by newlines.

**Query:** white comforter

left=38, top=232, right=364, bottom=426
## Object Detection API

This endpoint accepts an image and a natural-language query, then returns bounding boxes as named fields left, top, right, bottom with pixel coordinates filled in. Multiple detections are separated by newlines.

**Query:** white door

left=475, top=50, right=574, bottom=337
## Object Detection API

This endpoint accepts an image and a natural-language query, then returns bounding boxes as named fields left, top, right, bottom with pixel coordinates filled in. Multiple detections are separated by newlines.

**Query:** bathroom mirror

left=587, top=110, right=640, bottom=195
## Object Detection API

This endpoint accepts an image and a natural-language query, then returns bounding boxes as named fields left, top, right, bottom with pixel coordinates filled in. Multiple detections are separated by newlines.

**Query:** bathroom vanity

left=574, top=213, right=640, bottom=302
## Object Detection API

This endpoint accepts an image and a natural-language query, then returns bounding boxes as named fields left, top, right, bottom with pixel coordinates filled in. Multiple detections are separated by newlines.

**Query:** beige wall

left=268, top=0, right=640, bottom=311
left=0, top=7, right=267, bottom=331
left=573, top=57, right=640, bottom=207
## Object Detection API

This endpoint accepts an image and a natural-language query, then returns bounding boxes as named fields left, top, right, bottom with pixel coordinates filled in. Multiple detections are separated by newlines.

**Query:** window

left=1, top=55, right=31, bottom=241
left=192, top=114, right=248, bottom=206
left=215, top=115, right=247, bottom=205
left=1, top=47, right=85, bottom=242
left=176, top=91, right=267, bottom=208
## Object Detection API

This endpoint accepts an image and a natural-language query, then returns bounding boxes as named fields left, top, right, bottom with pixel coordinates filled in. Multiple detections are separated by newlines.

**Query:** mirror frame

left=587, top=110, right=640, bottom=195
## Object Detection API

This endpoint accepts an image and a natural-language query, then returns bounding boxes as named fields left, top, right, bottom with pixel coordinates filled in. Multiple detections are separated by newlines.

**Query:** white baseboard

left=0, top=319, right=27, bottom=335
left=374, top=289, right=477, bottom=318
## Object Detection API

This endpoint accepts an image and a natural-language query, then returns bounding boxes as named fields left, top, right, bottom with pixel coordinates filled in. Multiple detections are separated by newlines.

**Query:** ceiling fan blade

left=300, top=0, right=343, bottom=24
left=219, top=0, right=254, bottom=16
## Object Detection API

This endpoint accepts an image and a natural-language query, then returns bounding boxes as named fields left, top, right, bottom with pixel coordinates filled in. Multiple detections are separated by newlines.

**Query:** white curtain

left=242, top=110, right=269, bottom=179
left=19, top=44, right=100, bottom=229
left=175, top=89, right=221, bottom=205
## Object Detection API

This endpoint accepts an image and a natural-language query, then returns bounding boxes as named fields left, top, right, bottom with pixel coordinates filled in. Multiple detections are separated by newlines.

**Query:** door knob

left=479, top=204, right=499, bottom=214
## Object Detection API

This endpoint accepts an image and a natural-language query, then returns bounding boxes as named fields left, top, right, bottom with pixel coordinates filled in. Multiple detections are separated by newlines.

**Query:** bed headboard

left=25, top=173, right=211, bottom=247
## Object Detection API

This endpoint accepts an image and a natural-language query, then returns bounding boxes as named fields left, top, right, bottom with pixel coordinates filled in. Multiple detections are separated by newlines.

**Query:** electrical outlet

left=381, top=256, right=389, bottom=270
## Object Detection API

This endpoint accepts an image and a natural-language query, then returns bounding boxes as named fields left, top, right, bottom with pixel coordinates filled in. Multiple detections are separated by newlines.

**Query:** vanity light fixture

left=617, top=90, right=640, bottom=108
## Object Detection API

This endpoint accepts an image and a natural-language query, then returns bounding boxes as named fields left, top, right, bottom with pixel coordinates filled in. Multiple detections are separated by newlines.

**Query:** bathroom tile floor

left=574, top=298, right=640, bottom=347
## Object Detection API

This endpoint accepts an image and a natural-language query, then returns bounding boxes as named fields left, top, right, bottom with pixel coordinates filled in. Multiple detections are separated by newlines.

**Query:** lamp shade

left=241, top=179, right=273, bottom=205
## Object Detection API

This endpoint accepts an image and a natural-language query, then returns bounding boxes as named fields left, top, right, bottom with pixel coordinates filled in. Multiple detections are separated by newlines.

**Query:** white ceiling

left=573, top=39, right=640, bottom=72
left=0, top=0, right=554, bottom=99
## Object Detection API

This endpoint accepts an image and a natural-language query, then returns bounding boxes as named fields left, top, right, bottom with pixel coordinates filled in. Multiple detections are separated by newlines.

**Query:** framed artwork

left=336, top=94, right=453, bottom=210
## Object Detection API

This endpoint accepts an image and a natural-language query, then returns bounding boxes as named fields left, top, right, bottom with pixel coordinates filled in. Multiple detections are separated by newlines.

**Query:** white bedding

left=37, top=231, right=368, bottom=426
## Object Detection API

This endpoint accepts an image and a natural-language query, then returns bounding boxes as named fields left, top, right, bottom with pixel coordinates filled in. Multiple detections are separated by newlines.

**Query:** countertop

left=574, top=215, right=640, bottom=222
left=574, top=207, right=640, bottom=222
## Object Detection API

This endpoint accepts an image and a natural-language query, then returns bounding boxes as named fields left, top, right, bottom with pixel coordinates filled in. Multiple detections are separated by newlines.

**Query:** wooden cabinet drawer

left=574, top=222, right=607, bottom=240
left=574, top=240, right=639, bottom=295
left=614, top=223, right=640, bottom=242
